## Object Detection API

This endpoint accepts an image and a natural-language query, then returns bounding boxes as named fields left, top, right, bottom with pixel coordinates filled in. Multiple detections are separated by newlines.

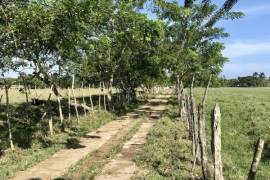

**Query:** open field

left=136, top=87, right=270, bottom=179
left=0, top=88, right=111, bottom=104
left=196, top=87, right=270, bottom=179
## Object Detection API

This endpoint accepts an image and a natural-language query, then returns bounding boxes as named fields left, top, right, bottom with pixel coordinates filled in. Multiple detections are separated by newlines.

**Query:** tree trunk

left=0, top=95, right=3, bottom=104
left=99, top=82, right=101, bottom=110
left=4, top=81, right=14, bottom=151
left=47, top=86, right=54, bottom=136
left=108, top=74, right=114, bottom=108
left=248, top=138, right=265, bottom=180
left=176, top=75, right=182, bottom=117
left=68, top=88, right=71, bottom=126
left=198, top=104, right=211, bottom=180
left=211, top=104, right=223, bottom=180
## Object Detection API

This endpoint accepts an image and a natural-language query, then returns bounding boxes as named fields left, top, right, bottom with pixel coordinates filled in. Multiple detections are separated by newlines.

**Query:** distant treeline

left=3, top=72, right=270, bottom=89
left=211, top=72, right=270, bottom=87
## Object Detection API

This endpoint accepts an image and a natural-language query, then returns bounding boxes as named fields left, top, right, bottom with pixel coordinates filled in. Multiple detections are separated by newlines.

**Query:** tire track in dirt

left=94, top=96, right=169, bottom=180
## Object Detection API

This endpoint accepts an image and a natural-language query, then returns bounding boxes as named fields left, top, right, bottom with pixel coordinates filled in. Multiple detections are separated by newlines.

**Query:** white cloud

left=223, top=42, right=270, bottom=58
left=238, top=5, right=270, bottom=15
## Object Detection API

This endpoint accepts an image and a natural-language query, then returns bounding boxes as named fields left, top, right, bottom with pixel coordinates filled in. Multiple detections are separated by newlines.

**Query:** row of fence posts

left=177, top=76, right=265, bottom=180
left=0, top=75, right=116, bottom=151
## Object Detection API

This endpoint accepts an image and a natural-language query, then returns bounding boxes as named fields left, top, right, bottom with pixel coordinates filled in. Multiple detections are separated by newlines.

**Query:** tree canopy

left=0, top=0, right=243, bottom=95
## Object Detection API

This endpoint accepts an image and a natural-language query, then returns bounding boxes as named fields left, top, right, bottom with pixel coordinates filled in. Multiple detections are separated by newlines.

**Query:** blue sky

left=214, top=0, right=270, bottom=78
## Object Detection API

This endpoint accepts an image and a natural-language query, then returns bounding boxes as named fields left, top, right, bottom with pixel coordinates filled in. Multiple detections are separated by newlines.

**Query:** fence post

left=72, top=75, right=79, bottom=123
left=88, top=84, right=94, bottom=112
left=211, top=104, right=223, bottom=180
left=198, top=104, right=211, bottom=180
left=248, top=138, right=265, bottom=180
left=4, top=80, right=14, bottom=150
left=68, top=88, right=72, bottom=126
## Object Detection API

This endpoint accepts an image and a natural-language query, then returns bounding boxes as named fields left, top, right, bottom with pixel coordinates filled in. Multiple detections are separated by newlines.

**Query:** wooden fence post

left=47, top=85, right=54, bottom=136
left=4, top=80, right=14, bottom=150
left=56, top=89, right=64, bottom=131
left=68, top=88, right=71, bottom=126
left=211, top=104, right=223, bottom=180
left=72, top=75, right=79, bottom=123
left=176, top=75, right=182, bottom=117
left=248, top=138, right=265, bottom=180
left=198, top=104, right=211, bottom=180
left=103, top=82, right=107, bottom=111
left=88, top=84, right=94, bottom=112
left=81, top=82, right=87, bottom=118
left=99, top=82, right=101, bottom=111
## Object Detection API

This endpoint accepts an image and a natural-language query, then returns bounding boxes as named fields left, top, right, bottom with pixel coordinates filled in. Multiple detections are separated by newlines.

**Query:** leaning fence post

left=198, top=104, right=211, bottom=180
left=247, top=138, right=265, bottom=180
left=211, top=104, right=223, bottom=180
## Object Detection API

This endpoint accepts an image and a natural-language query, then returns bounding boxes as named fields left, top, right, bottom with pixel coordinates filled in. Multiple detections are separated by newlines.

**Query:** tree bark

left=0, top=94, right=3, bottom=104
left=211, top=104, right=223, bottom=180
left=248, top=138, right=265, bottom=180
left=68, top=88, right=71, bottom=126
left=176, top=75, right=182, bottom=117
left=108, top=74, right=114, bottom=108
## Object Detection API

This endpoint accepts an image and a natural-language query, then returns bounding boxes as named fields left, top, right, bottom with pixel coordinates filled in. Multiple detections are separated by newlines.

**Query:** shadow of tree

left=0, top=92, right=142, bottom=152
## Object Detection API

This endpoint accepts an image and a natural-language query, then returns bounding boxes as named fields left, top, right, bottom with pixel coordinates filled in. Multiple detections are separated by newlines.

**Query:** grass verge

left=135, top=101, right=201, bottom=179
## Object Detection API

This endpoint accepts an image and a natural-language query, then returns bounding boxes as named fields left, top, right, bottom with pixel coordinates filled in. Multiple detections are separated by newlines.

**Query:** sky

left=214, top=0, right=270, bottom=78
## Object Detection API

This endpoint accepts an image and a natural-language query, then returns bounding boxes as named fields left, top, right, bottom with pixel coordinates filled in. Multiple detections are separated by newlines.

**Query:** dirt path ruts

left=94, top=96, right=169, bottom=180
left=65, top=118, right=143, bottom=179
left=12, top=119, right=138, bottom=180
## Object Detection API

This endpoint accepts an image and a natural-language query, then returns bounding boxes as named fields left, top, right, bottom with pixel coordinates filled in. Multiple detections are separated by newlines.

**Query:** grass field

left=0, top=88, right=109, bottom=104
left=137, top=87, right=270, bottom=179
